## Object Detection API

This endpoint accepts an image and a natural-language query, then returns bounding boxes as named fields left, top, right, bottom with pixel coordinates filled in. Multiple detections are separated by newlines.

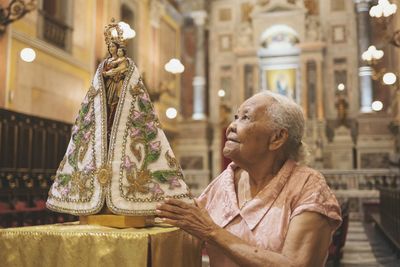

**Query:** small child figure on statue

left=103, top=47, right=129, bottom=78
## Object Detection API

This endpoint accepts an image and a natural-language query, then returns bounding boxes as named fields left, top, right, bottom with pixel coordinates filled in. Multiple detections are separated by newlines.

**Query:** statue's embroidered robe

left=47, top=59, right=192, bottom=215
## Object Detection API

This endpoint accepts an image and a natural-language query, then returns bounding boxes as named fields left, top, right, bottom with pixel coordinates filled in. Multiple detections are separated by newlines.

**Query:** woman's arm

left=156, top=199, right=332, bottom=267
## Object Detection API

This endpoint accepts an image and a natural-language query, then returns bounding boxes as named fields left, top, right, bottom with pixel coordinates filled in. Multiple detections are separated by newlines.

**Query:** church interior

left=0, top=0, right=400, bottom=266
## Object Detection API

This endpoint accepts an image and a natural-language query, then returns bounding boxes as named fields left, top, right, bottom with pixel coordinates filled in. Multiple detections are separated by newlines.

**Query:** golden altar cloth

left=0, top=222, right=202, bottom=267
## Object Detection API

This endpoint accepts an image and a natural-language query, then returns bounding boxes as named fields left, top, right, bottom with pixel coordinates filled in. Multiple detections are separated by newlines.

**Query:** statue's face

left=117, top=48, right=124, bottom=57
left=109, top=43, right=117, bottom=54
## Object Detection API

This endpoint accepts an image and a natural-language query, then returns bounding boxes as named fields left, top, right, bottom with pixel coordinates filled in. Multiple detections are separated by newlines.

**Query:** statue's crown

left=104, top=18, right=126, bottom=47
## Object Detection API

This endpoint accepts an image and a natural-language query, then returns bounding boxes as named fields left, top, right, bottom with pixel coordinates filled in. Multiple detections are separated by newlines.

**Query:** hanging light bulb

left=362, top=45, right=384, bottom=62
left=372, top=100, right=383, bottom=111
left=20, top=48, right=36, bottom=62
left=165, top=59, right=185, bottom=74
left=383, top=72, right=397, bottom=85
left=218, top=89, right=226, bottom=97
left=166, top=107, right=178, bottom=119
left=370, top=0, right=397, bottom=18
left=337, top=83, right=345, bottom=91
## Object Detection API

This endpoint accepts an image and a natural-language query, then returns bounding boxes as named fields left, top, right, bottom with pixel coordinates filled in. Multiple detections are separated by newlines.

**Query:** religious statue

left=335, top=94, right=349, bottom=127
left=304, top=0, right=319, bottom=15
left=46, top=19, right=192, bottom=225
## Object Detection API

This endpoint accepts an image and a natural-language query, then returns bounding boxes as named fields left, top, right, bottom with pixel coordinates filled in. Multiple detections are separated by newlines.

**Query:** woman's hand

left=156, top=198, right=220, bottom=241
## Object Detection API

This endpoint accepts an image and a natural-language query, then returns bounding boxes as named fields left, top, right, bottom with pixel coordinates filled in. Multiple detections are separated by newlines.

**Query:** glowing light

left=218, top=89, right=226, bottom=97
left=166, top=107, right=178, bottom=119
left=111, top=21, right=136, bottom=39
left=383, top=72, right=397, bottom=85
left=370, top=0, right=397, bottom=18
left=372, top=100, right=383, bottom=111
left=165, top=59, right=185, bottom=74
left=362, top=45, right=384, bottom=62
left=20, top=48, right=36, bottom=62
left=337, top=83, right=345, bottom=91
left=118, top=21, right=136, bottom=39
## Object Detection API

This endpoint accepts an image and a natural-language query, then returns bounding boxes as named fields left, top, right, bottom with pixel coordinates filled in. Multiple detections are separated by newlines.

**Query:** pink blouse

left=197, top=160, right=342, bottom=267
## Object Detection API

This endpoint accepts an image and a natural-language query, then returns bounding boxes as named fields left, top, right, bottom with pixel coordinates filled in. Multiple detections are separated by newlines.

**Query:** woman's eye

left=234, top=115, right=239, bottom=120
left=242, top=115, right=250, bottom=120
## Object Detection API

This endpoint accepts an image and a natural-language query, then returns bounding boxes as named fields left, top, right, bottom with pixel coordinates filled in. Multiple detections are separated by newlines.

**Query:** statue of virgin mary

left=46, top=19, right=192, bottom=217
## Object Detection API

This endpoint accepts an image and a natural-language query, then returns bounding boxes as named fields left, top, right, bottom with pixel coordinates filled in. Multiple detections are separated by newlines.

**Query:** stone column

left=316, top=60, right=324, bottom=120
left=191, top=10, right=207, bottom=120
left=300, top=59, right=308, bottom=116
left=354, top=0, right=373, bottom=113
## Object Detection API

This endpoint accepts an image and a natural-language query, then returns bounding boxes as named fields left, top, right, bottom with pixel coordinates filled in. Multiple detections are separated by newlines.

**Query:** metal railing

left=321, top=169, right=400, bottom=191
left=39, top=10, right=72, bottom=50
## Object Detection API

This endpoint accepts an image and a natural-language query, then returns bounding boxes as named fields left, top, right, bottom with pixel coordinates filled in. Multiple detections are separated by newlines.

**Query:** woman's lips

left=226, top=137, right=239, bottom=143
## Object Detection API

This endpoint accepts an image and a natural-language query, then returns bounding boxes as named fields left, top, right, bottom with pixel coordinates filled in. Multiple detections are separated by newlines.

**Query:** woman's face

left=223, top=94, right=276, bottom=166
left=109, top=43, right=117, bottom=54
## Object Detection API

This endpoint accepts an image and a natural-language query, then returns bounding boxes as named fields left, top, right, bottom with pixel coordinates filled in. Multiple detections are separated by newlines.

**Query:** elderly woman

left=156, top=91, right=342, bottom=267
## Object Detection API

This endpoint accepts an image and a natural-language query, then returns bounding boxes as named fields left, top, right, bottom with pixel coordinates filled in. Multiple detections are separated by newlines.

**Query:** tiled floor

left=340, top=221, right=400, bottom=267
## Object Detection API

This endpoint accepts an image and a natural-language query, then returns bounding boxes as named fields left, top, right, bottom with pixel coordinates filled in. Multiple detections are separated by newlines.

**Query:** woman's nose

left=226, top=121, right=237, bottom=136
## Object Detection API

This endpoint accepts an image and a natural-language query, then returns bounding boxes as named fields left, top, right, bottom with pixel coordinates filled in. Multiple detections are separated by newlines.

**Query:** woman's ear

left=269, top=129, right=288, bottom=151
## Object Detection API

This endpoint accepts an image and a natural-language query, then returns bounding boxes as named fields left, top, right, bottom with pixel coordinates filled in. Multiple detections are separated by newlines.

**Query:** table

left=0, top=222, right=202, bottom=267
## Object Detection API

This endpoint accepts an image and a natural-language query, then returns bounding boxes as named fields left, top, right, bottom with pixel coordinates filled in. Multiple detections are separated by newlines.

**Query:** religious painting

left=219, top=34, right=232, bottom=52
left=332, top=25, right=346, bottom=43
left=266, top=68, right=296, bottom=99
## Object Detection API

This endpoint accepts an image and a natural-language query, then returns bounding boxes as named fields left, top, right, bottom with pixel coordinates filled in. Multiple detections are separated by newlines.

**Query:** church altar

left=0, top=222, right=202, bottom=267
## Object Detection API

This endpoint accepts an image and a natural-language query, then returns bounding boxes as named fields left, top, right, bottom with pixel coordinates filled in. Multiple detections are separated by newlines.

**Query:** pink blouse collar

left=210, top=160, right=297, bottom=230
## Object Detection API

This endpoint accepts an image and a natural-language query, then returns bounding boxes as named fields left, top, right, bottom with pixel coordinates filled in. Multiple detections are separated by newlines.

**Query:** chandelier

left=0, top=0, right=36, bottom=35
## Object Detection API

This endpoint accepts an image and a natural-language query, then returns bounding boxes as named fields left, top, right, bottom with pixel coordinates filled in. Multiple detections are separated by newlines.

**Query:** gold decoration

left=69, top=171, right=91, bottom=198
left=87, top=86, right=99, bottom=99
left=131, top=143, right=143, bottom=162
left=80, top=214, right=155, bottom=228
left=78, top=144, right=89, bottom=162
left=129, top=83, right=143, bottom=97
left=125, top=169, right=152, bottom=197
left=58, top=156, right=67, bottom=172
left=104, top=18, right=126, bottom=47
left=97, top=166, right=112, bottom=185
left=0, top=224, right=202, bottom=267
left=165, top=150, right=179, bottom=169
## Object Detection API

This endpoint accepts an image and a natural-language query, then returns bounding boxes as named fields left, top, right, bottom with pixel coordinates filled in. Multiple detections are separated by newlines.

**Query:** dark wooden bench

left=327, top=201, right=349, bottom=267
left=371, top=186, right=400, bottom=255
left=0, top=109, right=76, bottom=227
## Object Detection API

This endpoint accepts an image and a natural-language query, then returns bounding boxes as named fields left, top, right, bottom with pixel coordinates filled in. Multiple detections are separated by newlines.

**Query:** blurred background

left=1, top=0, right=400, bottom=265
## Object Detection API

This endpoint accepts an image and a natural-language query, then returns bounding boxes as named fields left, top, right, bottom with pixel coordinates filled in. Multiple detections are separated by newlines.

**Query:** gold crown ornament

left=104, top=18, right=126, bottom=47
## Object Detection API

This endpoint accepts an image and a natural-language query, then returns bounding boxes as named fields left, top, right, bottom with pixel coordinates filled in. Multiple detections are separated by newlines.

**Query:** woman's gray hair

left=259, top=91, right=308, bottom=162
